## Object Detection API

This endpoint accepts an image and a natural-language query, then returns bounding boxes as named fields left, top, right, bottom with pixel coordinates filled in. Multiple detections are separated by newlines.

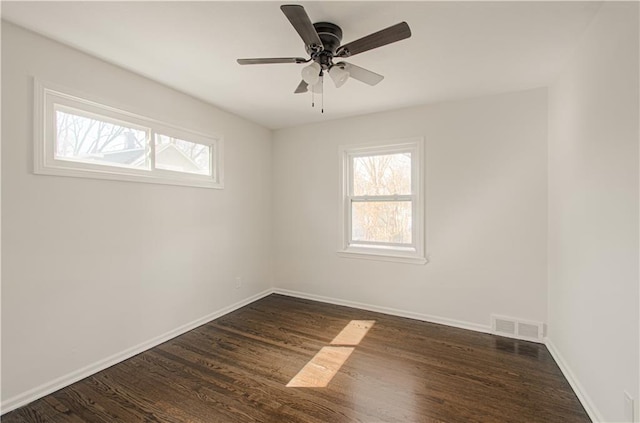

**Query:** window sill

left=35, top=160, right=223, bottom=189
left=336, top=249, right=428, bottom=265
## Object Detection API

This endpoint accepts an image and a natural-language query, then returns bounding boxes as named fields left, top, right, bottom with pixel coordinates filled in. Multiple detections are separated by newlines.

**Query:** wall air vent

left=494, top=317, right=516, bottom=336
left=491, top=315, right=544, bottom=342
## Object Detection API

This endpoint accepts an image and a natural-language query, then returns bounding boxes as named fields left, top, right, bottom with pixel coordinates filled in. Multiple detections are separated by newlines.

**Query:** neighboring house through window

left=34, top=79, right=223, bottom=189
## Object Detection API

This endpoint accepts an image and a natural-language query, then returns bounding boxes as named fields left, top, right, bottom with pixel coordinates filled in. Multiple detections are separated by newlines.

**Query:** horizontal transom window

left=34, top=79, right=223, bottom=189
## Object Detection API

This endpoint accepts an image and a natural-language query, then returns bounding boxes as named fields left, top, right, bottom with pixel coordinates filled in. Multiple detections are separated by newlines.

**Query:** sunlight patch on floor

left=286, top=319, right=376, bottom=388
left=330, top=320, right=375, bottom=346
left=286, top=346, right=355, bottom=388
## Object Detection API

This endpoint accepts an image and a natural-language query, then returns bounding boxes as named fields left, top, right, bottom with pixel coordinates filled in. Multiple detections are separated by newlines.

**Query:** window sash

left=53, top=104, right=152, bottom=170
left=34, top=78, right=223, bottom=189
left=348, top=197, right=416, bottom=249
left=346, top=149, right=418, bottom=250
left=338, top=138, right=425, bottom=264
left=349, top=195, right=413, bottom=202
left=153, top=133, right=213, bottom=176
left=348, top=149, right=413, bottom=197
left=53, top=106, right=215, bottom=177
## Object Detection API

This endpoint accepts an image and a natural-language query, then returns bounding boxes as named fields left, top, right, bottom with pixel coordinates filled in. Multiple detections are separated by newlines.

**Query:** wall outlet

left=624, top=391, right=634, bottom=422
left=235, top=276, right=242, bottom=289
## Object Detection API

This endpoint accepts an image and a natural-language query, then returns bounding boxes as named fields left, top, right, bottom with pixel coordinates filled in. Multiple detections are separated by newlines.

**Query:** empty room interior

left=1, top=1, right=639, bottom=422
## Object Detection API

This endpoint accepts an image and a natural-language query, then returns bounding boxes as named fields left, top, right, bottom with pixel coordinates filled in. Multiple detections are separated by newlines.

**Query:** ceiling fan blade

left=338, top=62, right=384, bottom=86
left=336, top=22, right=411, bottom=58
left=237, top=57, right=307, bottom=65
left=280, top=5, right=323, bottom=50
left=294, top=80, right=309, bottom=93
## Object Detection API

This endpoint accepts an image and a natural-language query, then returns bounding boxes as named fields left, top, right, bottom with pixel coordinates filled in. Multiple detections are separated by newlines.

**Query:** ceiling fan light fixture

left=236, top=5, right=412, bottom=113
left=329, top=65, right=349, bottom=88
left=301, top=62, right=321, bottom=85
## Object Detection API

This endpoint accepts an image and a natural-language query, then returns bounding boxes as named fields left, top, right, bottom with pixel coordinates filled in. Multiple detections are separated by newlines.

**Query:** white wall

left=4, top=3, right=638, bottom=420
left=547, top=2, right=639, bottom=422
left=272, top=88, right=548, bottom=330
left=1, top=22, right=272, bottom=407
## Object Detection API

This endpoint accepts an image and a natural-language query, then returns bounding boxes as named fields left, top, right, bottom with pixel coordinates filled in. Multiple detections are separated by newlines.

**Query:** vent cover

left=494, top=318, right=516, bottom=335
left=517, top=322, right=541, bottom=339
left=491, top=315, right=543, bottom=342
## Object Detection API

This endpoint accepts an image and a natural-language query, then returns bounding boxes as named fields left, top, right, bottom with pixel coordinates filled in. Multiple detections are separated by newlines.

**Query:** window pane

left=353, top=153, right=411, bottom=196
left=155, top=134, right=211, bottom=175
left=352, top=201, right=412, bottom=244
left=55, top=110, right=149, bottom=169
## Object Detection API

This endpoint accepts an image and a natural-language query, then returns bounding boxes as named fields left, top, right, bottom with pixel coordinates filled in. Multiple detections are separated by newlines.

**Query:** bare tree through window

left=55, top=109, right=149, bottom=169
left=351, top=152, right=412, bottom=244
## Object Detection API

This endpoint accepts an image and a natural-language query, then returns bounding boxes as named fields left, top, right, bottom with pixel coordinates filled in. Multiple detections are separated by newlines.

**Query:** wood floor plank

left=2, top=294, right=590, bottom=422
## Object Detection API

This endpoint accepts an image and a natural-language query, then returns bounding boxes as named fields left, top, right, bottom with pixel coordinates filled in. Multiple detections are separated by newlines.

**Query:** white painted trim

left=337, top=137, right=426, bottom=264
left=336, top=250, right=428, bottom=265
left=545, top=337, right=604, bottom=423
left=272, top=288, right=492, bottom=335
left=0, top=289, right=272, bottom=415
left=2, top=287, right=590, bottom=422
left=33, top=78, right=224, bottom=189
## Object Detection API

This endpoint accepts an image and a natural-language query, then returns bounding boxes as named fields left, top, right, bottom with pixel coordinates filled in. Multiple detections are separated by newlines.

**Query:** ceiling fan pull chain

left=319, top=73, right=324, bottom=113
left=312, top=89, right=315, bottom=108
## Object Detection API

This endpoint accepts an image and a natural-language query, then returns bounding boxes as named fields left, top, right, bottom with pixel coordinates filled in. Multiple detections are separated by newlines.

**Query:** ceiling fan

left=237, top=4, right=412, bottom=96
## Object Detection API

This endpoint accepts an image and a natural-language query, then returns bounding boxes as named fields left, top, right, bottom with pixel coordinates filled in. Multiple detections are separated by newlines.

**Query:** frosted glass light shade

left=301, top=62, right=321, bottom=85
left=311, top=76, right=323, bottom=94
left=329, top=66, right=349, bottom=88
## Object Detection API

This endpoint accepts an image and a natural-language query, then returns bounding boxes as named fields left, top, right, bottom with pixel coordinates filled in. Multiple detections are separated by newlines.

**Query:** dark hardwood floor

left=3, top=294, right=590, bottom=422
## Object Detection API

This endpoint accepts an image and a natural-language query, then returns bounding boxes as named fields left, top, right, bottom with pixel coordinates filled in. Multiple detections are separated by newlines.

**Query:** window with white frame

left=339, top=138, right=426, bottom=264
left=34, top=79, right=223, bottom=189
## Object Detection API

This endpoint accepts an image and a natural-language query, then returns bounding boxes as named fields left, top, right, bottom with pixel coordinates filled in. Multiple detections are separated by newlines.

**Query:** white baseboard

left=278, top=289, right=597, bottom=421
left=4, top=286, right=591, bottom=422
left=272, top=288, right=493, bottom=335
left=0, top=289, right=273, bottom=415
left=545, top=337, right=603, bottom=422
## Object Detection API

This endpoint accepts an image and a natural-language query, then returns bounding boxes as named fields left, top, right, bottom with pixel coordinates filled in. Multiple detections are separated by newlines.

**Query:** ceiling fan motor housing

left=307, top=22, right=343, bottom=69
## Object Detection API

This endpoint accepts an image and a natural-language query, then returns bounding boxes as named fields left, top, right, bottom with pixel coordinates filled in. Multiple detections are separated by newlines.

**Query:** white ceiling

left=2, top=1, right=601, bottom=129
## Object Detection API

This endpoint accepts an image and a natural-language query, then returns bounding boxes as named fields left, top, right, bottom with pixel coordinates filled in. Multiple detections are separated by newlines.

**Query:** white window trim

left=338, top=137, right=427, bottom=265
left=33, top=78, right=224, bottom=189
